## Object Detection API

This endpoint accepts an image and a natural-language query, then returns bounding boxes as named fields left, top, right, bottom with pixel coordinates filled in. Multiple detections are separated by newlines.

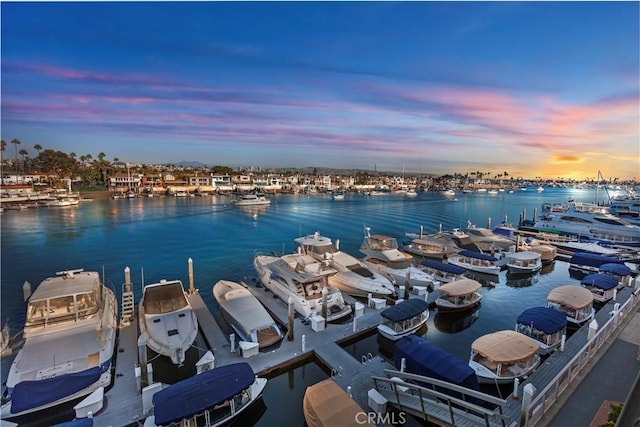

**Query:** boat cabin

left=515, top=307, right=567, bottom=355
left=378, top=299, right=429, bottom=341
left=580, top=273, right=618, bottom=304
left=435, top=279, right=482, bottom=312
left=546, top=285, right=594, bottom=327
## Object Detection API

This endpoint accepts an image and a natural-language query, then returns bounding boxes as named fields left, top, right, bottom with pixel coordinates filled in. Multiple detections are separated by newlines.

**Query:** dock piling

left=287, top=297, right=294, bottom=341
left=302, top=334, right=306, bottom=352
left=188, top=257, right=195, bottom=295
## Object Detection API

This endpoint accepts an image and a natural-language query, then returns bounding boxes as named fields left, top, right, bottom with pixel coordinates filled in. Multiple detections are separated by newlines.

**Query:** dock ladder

left=120, top=283, right=135, bottom=326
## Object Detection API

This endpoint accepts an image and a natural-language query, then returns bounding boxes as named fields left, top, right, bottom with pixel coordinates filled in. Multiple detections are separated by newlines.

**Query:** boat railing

left=522, top=285, right=640, bottom=426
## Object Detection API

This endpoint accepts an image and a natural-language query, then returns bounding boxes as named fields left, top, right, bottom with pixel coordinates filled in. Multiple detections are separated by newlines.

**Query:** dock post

left=302, top=334, right=306, bottom=352
left=124, top=266, right=131, bottom=293
left=512, top=377, right=520, bottom=400
left=404, top=273, right=410, bottom=299
left=368, top=293, right=372, bottom=308
left=521, top=383, right=536, bottom=425
left=230, top=333, right=236, bottom=353
left=288, top=297, right=294, bottom=341
left=137, top=335, right=148, bottom=389
left=487, top=217, right=491, bottom=229
left=588, top=319, right=599, bottom=341
left=560, top=333, right=566, bottom=352
left=347, top=386, right=352, bottom=398
left=352, top=316, right=357, bottom=333
left=532, top=208, right=537, bottom=222
left=400, top=357, right=406, bottom=372
left=322, top=287, right=328, bottom=319
left=188, top=257, right=195, bottom=295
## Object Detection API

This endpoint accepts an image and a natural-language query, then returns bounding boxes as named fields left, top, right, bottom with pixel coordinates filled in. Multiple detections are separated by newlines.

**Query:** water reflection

left=235, top=204, right=270, bottom=219
left=540, top=261, right=556, bottom=275
left=434, top=305, right=480, bottom=333
left=506, top=272, right=540, bottom=288
left=463, top=271, right=499, bottom=288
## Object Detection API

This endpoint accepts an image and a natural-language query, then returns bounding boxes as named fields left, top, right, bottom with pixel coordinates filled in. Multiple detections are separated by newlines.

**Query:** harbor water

left=0, top=187, right=614, bottom=425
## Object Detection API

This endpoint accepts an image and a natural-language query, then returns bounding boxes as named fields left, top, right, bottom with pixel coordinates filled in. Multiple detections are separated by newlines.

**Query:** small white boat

left=419, top=260, right=467, bottom=284
left=253, top=253, right=353, bottom=322
left=1, top=269, right=117, bottom=419
left=515, top=307, right=567, bottom=355
left=144, top=362, right=266, bottom=427
left=377, top=298, right=429, bottom=341
left=546, top=285, right=595, bottom=329
left=447, top=250, right=501, bottom=275
left=212, top=280, right=283, bottom=349
left=295, top=231, right=396, bottom=298
left=435, top=279, right=482, bottom=313
left=580, top=273, right=618, bottom=304
left=469, top=330, right=540, bottom=384
left=359, top=226, right=434, bottom=289
left=139, top=279, right=198, bottom=365
left=441, top=189, right=456, bottom=197
left=303, top=379, right=365, bottom=427
left=233, top=192, right=271, bottom=206
left=405, top=189, right=418, bottom=197
left=506, top=251, right=542, bottom=274
left=332, top=192, right=345, bottom=200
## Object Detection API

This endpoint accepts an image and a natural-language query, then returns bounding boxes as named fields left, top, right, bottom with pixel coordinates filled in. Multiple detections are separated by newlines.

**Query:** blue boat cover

left=581, top=273, right=618, bottom=290
left=421, top=260, right=466, bottom=275
left=394, top=335, right=479, bottom=391
left=153, top=362, right=255, bottom=426
left=52, top=419, right=94, bottom=427
left=10, top=367, right=102, bottom=414
left=599, top=263, right=631, bottom=276
left=458, top=250, right=497, bottom=261
left=570, top=252, right=623, bottom=268
left=516, top=307, right=567, bottom=334
left=380, top=299, right=429, bottom=322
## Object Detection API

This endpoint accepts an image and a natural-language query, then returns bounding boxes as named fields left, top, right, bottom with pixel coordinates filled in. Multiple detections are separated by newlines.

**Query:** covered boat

left=146, top=362, right=266, bottom=427
left=435, top=279, right=482, bottom=313
left=515, top=307, right=567, bottom=355
left=546, top=285, right=594, bottom=328
left=506, top=251, right=542, bottom=275
left=568, top=252, right=624, bottom=275
left=378, top=299, right=429, bottom=341
left=139, top=279, right=198, bottom=365
left=469, top=330, right=540, bottom=384
left=599, top=263, right=632, bottom=289
left=580, top=273, right=618, bottom=304
left=394, top=336, right=480, bottom=393
left=303, top=379, right=364, bottom=427
left=420, top=260, right=467, bottom=284
left=447, top=250, right=501, bottom=275
left=213, top=280, right=283, bottom=349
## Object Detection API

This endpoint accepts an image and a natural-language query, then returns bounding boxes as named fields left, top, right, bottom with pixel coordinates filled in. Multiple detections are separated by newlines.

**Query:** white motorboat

left=435, top=279, right=483, bottom=313
left=403, top=226, right=462, bottom=260
left=441, top=189, right=456, bottom=196
left=294, top=231, right=396, bottom=298
left=253, top=253, right=352, bottom=322
left=233, top=192, right=271, bottom=206
left=515, top=307, right=567, bottom=355
left=139, top=279, right=198, bottom=365
left=377, top=298, right=429, bottom=341
left=506, top=251, right=542, bottom=275
left=464, top=222, right=516, bottom=254
left=359, top=226, right=434, bottom=289
left=212, top=280, right=283, bottom=349
left=419, top=259, right=467, bottom=284
left=546, top=285, right=595, bottom=329
left=1, top=269, right=117, bottom=419
left=447, top=250, right=502, bottom=275
left=469, top=330, right=540, bottom=384
left=534, top=201, right=640, bottom=247
left=144, top=362, right=266, bottom=427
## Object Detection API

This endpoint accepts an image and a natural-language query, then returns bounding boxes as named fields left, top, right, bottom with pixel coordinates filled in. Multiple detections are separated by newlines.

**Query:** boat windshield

left=26, top=287, right=100, bottom=327
left=143, top=282, right=188, bottom=314
left=367, top=236, right=399, bottom=250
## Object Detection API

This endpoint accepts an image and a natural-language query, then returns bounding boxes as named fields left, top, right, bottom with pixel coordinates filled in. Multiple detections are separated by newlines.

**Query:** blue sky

left=2, top=2, right=638, bottom=179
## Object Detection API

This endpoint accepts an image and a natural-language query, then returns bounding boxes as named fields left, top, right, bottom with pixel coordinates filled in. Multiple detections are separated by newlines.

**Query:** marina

left=1, top=188, right=639, bottom=426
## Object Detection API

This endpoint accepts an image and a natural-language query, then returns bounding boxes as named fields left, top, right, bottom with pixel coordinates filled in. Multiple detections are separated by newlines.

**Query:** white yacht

left=447, top=250, right=502, bottom=275
left=359, top=226, right=434, bottom=289
left=253, top=253, right=352, bottom=322
left=1, top=269, right=117, bottom=419
left=233, top=192, right=271, bottom=206
left=403, top=226, right=462, bottom=260
left=213, top=280, right=283, bottom=349
left=505, top=251, right=542, bottom=275
left=139, top=279, right=198, bottom=366
left=294, top=231, right=396, bottom=298
left=534, top=201, right=640, bottom=247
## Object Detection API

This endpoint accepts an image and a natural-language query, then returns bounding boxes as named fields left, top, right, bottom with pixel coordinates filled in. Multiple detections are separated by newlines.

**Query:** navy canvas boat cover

left=394, top=336, right=479, bottom=391
left=380, top=299, right=429, bottom=322
left=153, top=362, right=255, bottom=426
left=10, top=367, right=102, bottom=414
left=581, top=273, right=618, bottom=290
left=516, top=307, right=567, bottom=334
left=52, top=419, right=94, bottom=427
left=421, top=260, right=466, bottom=275
left=570, top=252, right=623, bottom=268
left=599, top=263, right=632, bottom=276
left=458, top=250, right=497, bottom=261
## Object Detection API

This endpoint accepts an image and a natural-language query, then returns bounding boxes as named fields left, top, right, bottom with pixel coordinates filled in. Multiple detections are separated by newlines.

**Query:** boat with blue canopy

left=378, top=298, right=429, bottom=341
left=580, top=273, right=619, bottom=304
left=447, top=250, right=501, bottom=275
left=420, top=259, right=467, bottom=284
left=515, top=307, right=568, bottom=355
left=568, top=252, right=624, bottom=275
left=145, top=362, right=266, bottom=427
left=599, top=263, right=632, bottom=289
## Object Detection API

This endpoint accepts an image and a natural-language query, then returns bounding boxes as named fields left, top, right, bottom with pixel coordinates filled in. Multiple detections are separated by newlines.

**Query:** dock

left=91, top=276, right=639, bottom=427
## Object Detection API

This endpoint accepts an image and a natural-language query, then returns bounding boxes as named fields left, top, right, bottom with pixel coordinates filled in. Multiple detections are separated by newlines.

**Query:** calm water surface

left=0, top=187, right=607, bottom=425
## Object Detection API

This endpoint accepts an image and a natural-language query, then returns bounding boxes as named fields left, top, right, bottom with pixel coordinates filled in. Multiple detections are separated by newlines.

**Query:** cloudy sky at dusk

left=1, top=2, right=638, bottom=179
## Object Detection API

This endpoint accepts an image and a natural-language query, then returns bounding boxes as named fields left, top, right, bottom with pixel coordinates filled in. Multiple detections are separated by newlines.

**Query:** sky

left=1, top=2, right=639, bottom=180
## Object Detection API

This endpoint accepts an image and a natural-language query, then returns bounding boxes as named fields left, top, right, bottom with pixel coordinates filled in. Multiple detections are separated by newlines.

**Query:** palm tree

left=34, top=144, right=42, bottom=157
left=19, top=148, right=28, bottom=173
left=11, top=138, right=21, bottom=182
